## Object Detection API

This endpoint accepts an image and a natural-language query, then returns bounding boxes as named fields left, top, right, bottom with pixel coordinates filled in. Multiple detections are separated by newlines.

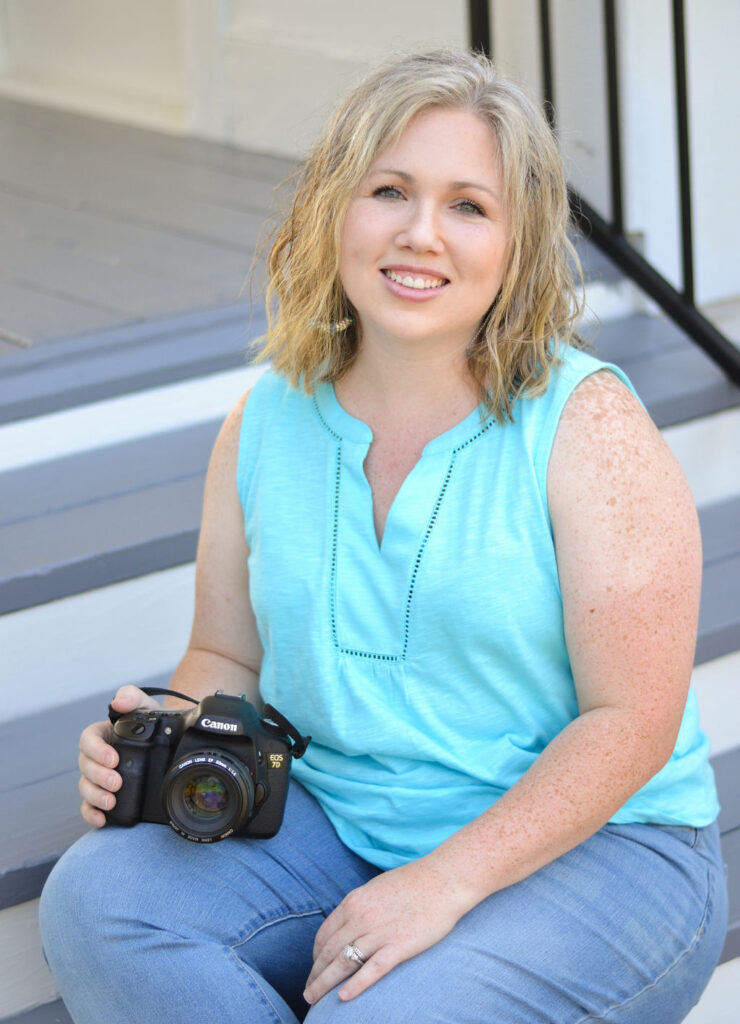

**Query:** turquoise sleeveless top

left=236, top=350, right=719, bottom=869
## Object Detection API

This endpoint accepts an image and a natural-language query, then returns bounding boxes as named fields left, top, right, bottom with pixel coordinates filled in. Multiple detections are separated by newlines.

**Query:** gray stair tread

left=574, top=234, right=624, bottom=286
left=714, top=747, right=740, bottom=836
left=721, top=827, right=740, bottom=962
left=0, top=304, right=264, bottom=424
left=0, top=484, right=202, bottom=613
left=695, top=498, right=740, bottom=664
left=0, top=420, right=220, bottom=525
left=699, top=497, right=740, bottom=566
left=0, top=95, right=292, bottom=347
left=696, top=552, right=740, bottom=664
left=592, top=314, right=740, bottom=427
left=4, top=1000, right=73, bottom=1024
left=0, top=420, right=223, bottom=613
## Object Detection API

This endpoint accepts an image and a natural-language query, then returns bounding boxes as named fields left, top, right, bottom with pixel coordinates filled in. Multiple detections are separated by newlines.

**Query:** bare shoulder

left=547, top=368, right=701, bottom=616
left=548, top=369, right=693, bottom=516
left=546, top=373, right=701, bottom=735
left=206, top=390, right=251, bottom=484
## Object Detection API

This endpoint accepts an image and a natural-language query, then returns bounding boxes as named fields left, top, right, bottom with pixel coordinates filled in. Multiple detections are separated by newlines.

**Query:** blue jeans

left=40, top=782, right=727, bottom=1023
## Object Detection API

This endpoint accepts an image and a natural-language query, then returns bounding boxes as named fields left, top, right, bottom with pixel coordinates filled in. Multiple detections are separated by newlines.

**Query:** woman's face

left=338, top=106, right=508, bottom=359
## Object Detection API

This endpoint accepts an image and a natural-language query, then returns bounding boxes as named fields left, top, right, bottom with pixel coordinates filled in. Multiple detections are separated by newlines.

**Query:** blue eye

left=456, top=199, right=484, bottom=215
left=373, top=185, right=403, bottom=199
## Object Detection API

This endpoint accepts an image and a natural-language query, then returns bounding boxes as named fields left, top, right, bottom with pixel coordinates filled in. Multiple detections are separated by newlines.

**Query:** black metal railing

left=468, top=0, right=740, bottom=385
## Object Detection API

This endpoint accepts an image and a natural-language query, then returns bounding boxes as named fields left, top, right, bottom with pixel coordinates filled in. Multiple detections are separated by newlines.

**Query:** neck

left=336, top=339, right=480, bottom=438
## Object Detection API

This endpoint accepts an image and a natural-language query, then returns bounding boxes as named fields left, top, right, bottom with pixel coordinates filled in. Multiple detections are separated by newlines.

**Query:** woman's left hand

left=303, top=856, right=472, bottom=1005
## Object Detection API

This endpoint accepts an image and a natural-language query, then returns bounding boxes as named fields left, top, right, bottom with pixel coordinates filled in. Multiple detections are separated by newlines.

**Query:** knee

left=39, top=826, right=148, bottom=970
left=40, top=834, right=109, bottom=964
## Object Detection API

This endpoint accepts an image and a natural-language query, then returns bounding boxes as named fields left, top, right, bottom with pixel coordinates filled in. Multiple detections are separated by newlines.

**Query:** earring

left=310, top=315, right=354, bottom=335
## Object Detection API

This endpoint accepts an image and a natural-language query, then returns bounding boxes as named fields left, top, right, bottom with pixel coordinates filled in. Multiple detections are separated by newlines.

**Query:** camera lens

left=183, top=775, right=229, bottom=819
left=162, top=751, right=254, bottom=842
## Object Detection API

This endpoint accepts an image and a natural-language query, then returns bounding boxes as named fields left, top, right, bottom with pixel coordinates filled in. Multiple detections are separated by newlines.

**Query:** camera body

left=107, top=692, right=308, bottom=842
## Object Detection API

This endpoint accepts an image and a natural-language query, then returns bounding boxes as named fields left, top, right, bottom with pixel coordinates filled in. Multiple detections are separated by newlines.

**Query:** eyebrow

left=369, top=168, right=501, bottom=202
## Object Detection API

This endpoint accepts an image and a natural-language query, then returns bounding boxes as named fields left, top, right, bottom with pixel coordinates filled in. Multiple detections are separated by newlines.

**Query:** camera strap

left=139, top=686, right=199, bottom=704
left=107, top=686, right=198, bottom=723
left=262, top=705, right=312, bottom=759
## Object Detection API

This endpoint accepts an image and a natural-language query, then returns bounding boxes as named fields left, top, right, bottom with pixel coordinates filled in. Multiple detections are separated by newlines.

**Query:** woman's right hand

left=78, top=684, right=160, bottom=827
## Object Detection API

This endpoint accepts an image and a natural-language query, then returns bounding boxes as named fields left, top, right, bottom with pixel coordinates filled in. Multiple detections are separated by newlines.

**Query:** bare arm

left=78, top=392, right=263, bottom=825
left=166, top=391, right=262, bottom=707
left=306, top=369, right=703, bottom=1002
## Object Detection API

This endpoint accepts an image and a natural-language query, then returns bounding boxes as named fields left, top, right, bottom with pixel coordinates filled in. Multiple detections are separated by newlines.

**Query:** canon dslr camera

left=106, top=688, right=310, bottom=843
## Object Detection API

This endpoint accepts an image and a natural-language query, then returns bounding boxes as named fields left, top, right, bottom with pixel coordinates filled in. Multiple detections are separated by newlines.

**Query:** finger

left=305, top=924, right=349, bottom=989
left=78, top=751, right=121, bottom=794
left=112, top=685, right=159, bottom=711
left=79, top=720, right=116, bottom=767
left=79, top=774, right=117, bottom=814
left=338, top=947, right=395, bottom=1002
left=304, top=937, right=373, bottom=1005
left=311, top=903, right=347, bottom=962
left=81, top=800, right=108, bottom=829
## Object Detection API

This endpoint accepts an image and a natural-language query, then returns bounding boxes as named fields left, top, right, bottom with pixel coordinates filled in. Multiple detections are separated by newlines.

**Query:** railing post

left=468, top=1, right=492, bottom=58
left=672, top=0, right=695, bottom=304
left=603, top=0, right=624, bottom=235
left=538, top=0, right=555, bottom=127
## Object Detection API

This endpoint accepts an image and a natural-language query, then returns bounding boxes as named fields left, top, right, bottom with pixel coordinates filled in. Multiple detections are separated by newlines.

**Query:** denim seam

left=227, top=946, right=289, bottom=1024
left=573, top=860, right=715, bottom=1023
left=230, top=907, right=324, bottom=950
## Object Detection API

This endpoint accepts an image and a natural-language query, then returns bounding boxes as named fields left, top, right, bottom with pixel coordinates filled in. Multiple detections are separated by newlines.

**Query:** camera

left=105, top=689, right=310, bottom=843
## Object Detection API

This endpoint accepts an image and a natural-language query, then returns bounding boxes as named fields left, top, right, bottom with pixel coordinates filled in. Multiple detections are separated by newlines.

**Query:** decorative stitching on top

left=312, top=393, right=342, bottom=442
left=329, top=413, right=496, bottom=662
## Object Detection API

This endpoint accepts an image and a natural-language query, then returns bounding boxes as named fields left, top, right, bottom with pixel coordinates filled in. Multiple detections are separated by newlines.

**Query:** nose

left=395, top=199, right=444, bottom=254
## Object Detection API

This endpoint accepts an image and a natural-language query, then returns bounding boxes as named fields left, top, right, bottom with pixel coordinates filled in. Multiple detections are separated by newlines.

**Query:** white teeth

left=385, top=269, right=446, bottom=290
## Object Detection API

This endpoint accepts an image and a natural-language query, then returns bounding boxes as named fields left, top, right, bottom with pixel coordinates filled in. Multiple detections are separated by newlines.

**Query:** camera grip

left=106, top=738, right=148, bottom=827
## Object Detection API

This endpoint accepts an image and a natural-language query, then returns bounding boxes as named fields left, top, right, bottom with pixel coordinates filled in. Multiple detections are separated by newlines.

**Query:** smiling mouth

left=382, top=269, right=449, bottom=290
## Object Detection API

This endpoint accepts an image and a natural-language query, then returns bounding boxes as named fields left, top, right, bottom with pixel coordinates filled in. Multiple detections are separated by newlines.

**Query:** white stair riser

left=1, top=565, right=194, bottom=724
left=0, top=899, right=58, bottom=1021
left=0, top=364, right=267, bottom=474
left=663, top=406, right=740, bottom=508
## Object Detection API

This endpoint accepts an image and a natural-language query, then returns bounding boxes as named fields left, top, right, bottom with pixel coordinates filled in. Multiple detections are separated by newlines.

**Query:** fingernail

left=302, top=990, right=313, bottom=1005
left=106, top=773, right=117, bottom=789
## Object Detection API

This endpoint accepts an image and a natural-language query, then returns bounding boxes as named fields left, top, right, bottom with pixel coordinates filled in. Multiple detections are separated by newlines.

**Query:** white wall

left=685, top=0, right=740, bottom=303
left=0, top=0, right=185, bottom=129
left=619, top=0, right=740, bottom=304
left=619, top=0, right=682, bottom=290
left=188, top=0, right=468, bottom=157
left=0, top=0, right=468, bottom=154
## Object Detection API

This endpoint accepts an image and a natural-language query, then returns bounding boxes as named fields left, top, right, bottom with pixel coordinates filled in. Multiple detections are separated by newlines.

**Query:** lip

left=379, top=266, right=450, bottom=301
left=381, top=264, right=449, bottom=281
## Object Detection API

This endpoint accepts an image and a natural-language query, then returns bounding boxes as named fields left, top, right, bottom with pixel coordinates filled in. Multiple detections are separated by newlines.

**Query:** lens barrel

left=162, top=751, right=254, bottom=841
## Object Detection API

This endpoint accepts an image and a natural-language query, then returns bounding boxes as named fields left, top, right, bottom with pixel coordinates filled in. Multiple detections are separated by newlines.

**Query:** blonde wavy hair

left=257, top=48, right=585, bottom=422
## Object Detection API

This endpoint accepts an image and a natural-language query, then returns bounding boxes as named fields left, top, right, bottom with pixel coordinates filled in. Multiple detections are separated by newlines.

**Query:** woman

left=40, top=50, right=727, bottom=1023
